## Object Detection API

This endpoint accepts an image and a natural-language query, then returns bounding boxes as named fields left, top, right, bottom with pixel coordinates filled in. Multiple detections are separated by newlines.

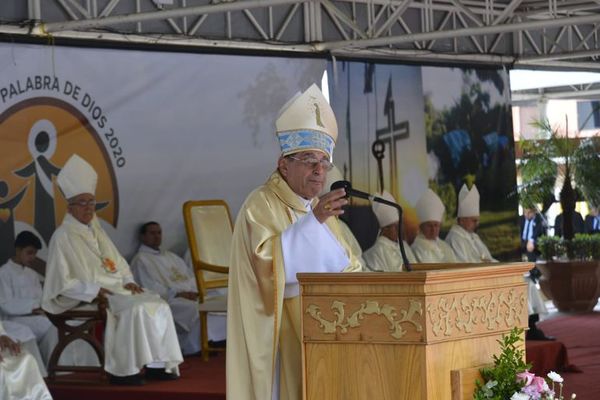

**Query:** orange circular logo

left=0, top=97, right=119, bottom=262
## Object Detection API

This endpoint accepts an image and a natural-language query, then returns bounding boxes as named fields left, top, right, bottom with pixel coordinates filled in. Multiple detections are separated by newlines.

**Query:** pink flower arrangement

left=511, top=371, right=575, bottom=400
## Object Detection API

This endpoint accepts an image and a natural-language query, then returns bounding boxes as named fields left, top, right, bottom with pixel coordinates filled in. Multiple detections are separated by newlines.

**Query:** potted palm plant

left=518, top=114, right=600, bottom=312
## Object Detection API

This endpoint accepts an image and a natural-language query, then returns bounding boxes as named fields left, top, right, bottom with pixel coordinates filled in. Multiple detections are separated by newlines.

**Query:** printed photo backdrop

left=328, top=62, right=519, bottom=258
left=0, top=42, right=520, bottom=265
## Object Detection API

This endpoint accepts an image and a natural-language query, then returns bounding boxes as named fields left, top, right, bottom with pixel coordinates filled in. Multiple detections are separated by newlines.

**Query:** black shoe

left=527, top=314, right=555, bottom=341
left=526, top=327, right=556, bottom=341
left=145, top=367, right=179, bottom=381
left=208, top=340, right=227, bottom=349
left=109, top=373, right=145, bottom=386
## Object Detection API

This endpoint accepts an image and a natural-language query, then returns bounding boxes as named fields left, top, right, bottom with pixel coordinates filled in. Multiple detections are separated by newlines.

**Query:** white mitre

left=416, top=188, right=445, bottom=223
left=457, top=184, right=480, bottom=218
left=372, top=191, right=399, bottom=228
left=275, top=83, right=338, bottom=160
left=57, top=154, right=98, bottom=199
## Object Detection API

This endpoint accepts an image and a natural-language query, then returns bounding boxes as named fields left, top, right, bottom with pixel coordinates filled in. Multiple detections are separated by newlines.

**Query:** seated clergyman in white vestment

left=226, top=84, right=362, bottom=400
left=445, top=184, right=551, bottom=340
left=445, top=185, right=496, bottom=263
left=363, top=191, right=416, bottom=271
left=0, top=231, right=97, bottom=371
left=42, top=154, right=183, bottom=386
left=0, top=320, right=52, bottom=400
left=411, top=188, right=457, bottom=263
left=130, top=222, right=226, bottom=355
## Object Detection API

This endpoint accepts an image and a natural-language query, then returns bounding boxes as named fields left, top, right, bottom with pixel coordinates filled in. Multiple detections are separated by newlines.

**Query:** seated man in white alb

left=0, top=320, right=52, bottom=400
left=445, top=184, right=496, bottom=262
left=0, top=231, right=56, bottom=370
left=411, top=189, right=457, bottom=263
left=363, top=191, right=416, bottom=271
left=131, top=222, right=226, bottom=354
left=42, top=155, right=183, bottom=385
left=0, top=231, right=96, bottom=370
left=1, top=319, right=47, bottom=377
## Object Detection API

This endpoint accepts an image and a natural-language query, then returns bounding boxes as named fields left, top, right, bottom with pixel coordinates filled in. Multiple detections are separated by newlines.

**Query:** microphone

left=330, top=181, right=401, bottom=209
left=329, top=180, right=412, bottom=271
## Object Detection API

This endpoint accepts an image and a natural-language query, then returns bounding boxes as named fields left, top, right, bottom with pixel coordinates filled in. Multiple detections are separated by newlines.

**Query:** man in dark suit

left=584, top=206, right=600, bottom=234
left=520, top=207, right=546, bottom=262
left=519, top=206, right=554, bottom=341
left=554, top=211, right=585, bottom=238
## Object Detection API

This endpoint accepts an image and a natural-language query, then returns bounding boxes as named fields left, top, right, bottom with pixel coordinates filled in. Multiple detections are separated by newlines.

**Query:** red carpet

left=47, top=313, right=600, bottom=399
left=47, top=354, right=226, bottom=400
left=538, top=312, right=600, bottom=399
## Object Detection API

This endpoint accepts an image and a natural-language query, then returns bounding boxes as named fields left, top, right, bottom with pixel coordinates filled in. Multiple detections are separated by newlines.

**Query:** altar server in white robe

left=0, top=231, right=97, bottom=370
left=445, top=184, right=496, bottom=263
left=0, top=231, right=56, bottom=369
left=363, top=191, right=416, bottom=271
left=1, top=319, right=47, bottom=377
left=0, top=320, right=52, bottom=400
left=411, top=189, right=457, bottom=263
left=42, top=154, right=183, bottom=385
left=131, top=222, right=226, bottom=355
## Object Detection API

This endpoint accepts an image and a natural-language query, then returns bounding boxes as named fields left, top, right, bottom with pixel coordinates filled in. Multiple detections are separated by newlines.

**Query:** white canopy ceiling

left=1, top=0, right=600, bottom=71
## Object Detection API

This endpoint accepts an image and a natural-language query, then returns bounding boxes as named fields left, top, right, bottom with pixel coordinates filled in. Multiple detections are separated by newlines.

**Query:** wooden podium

left=298, top=263, right=532, bottom=400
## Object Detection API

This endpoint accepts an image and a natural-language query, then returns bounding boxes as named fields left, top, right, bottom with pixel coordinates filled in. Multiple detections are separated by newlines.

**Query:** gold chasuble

left=226, top=171, right=362, bottom=400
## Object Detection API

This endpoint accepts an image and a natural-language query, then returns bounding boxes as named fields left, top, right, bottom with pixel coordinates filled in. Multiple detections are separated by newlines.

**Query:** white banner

left=0, top=43, right=326, bottom=261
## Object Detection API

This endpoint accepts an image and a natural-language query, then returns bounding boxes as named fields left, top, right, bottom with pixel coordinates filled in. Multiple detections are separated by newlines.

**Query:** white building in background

left=510, top=69, right=600, bottom=234
left=512, top=99, right=599, bottom=141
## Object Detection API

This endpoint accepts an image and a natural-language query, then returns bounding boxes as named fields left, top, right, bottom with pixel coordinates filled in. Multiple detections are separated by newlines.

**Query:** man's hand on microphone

left=314, top=188, right=348, bottom=223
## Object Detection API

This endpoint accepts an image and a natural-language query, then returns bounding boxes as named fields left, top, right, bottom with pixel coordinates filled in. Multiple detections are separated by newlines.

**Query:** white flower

left=547, top=371, right=564, bottom=383
left=485, top=380, right=498, bottom=389
left=511, top=392, right=530, bottom=400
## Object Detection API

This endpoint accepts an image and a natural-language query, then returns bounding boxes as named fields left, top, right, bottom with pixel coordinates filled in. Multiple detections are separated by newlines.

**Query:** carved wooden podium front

left=298, top=263, right=532, bottom=400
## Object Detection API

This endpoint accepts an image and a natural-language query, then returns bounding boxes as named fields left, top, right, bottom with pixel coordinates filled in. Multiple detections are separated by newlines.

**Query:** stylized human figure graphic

left=14, top=120, right=61, bottom=244
left=0, top=180, right=28, bottom=264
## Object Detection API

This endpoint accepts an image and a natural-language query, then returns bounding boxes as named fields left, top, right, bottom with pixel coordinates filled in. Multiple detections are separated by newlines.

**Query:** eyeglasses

left=69, top=199, right=97, bottom=208
left=288, top=156, right=334, bottom=171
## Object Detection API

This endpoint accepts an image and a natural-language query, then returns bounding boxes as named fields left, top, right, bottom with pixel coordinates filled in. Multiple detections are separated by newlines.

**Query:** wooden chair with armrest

left=183, top=199, right=231, bottom=361
left=46, top=302, right=106, bottom=381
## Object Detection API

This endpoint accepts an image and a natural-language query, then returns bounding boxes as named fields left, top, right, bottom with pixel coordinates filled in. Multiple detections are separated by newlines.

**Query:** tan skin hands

left=0, top=335, right=21, bottom=361
left=313, top=188, right=348, bottom=223
left=95, top=283, right=144, bottom=305
left=124, top=282, right=144, bottom=294
left=526, top=240, right=535, bottom=253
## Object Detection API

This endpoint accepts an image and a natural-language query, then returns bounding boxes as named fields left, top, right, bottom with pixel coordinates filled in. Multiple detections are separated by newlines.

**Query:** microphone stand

left=370, top=197, right=412, bottom=272
left=330, top=181, right=412, bottom=272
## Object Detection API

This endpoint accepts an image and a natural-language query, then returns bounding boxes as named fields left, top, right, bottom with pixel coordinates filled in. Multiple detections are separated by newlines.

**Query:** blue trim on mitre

left=277, top=130, right=335, bottom=158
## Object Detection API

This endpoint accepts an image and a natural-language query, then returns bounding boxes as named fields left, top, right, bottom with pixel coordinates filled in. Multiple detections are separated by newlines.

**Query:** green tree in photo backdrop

left=424, top=69, right=519, bottom=259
